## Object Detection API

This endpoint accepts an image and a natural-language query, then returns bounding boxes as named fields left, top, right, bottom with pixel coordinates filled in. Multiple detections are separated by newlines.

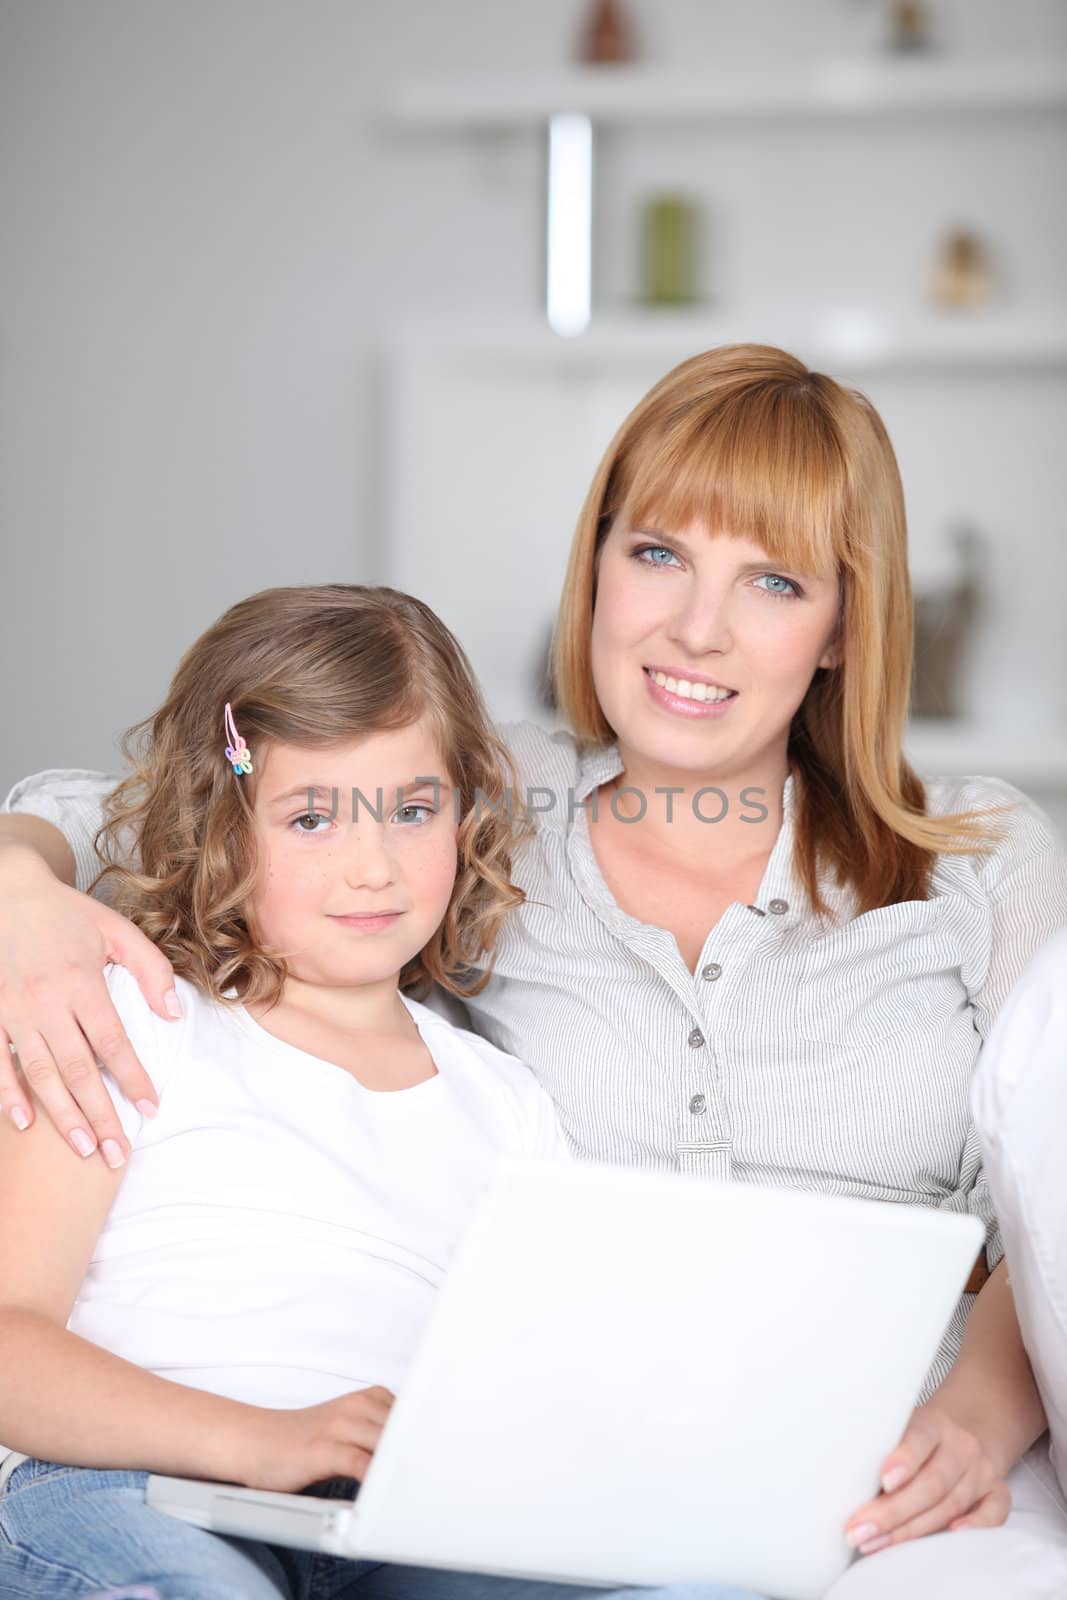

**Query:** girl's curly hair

left=92, top=584, right=532, bottom=1009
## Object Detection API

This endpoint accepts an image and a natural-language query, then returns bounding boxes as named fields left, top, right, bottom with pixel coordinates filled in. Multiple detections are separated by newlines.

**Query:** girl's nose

left=341, top=828, right=395, bottom=891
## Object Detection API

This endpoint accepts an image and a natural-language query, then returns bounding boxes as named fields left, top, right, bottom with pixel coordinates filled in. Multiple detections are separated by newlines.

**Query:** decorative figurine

left=911, top=527, right=984, bottom=720
left=931, top=228, right=995, bottom=310
left=577, top=0, right=637, bottom=65
left=889, top=1, right=933, bottom=53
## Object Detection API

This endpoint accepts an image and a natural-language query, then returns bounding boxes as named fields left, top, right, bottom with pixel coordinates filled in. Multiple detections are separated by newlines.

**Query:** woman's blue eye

left=754, top=573, right=800, bottom=599
left=634, top=545, right=681, bottom=568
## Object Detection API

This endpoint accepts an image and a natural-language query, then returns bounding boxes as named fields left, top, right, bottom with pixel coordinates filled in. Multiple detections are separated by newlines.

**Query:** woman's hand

left=235, top=1387, right=396, bottom=1492
left=844, top=1399, right=1011, bottom=1556
left=0, top=843, right=179, bottom=1161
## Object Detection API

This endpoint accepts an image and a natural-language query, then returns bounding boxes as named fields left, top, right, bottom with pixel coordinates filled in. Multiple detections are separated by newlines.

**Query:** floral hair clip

left=224, top=702, right=254, bottom=776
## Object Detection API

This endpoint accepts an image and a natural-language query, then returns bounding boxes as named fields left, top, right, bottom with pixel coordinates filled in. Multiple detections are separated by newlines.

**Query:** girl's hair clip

left=224, top=702, right=254, bottom=776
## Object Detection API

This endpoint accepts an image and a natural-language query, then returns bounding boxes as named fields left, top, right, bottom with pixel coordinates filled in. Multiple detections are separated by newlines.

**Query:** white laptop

left=147, top=1158, right=982, bottom=1600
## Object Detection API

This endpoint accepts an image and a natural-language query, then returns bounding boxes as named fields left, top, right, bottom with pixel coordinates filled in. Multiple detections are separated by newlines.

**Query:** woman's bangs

left=618, top=394, right=847, bottom=579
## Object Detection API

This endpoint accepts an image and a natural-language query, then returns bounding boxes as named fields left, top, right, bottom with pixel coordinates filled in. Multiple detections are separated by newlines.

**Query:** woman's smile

left=643, top=666, right=739, bottom=718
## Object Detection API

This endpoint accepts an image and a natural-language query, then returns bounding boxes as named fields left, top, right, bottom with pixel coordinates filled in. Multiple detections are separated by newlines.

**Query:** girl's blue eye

left=395, top=804, right=436, bottom=825
left=754, top=573, right=800, bottom=599
left=633, top=545, right=681, bottom=568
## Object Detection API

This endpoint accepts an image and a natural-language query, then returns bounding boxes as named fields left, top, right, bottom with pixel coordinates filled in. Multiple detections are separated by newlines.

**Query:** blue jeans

left=0, top=1457, right=764, bottom=1600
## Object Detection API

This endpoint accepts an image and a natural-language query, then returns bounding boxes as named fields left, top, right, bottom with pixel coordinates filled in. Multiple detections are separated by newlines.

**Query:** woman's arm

left=0, top=815, right=179, bottom=1161
left=923, top=1259, right=1046, bottom=1488
left=844, top=1258, right=1042, bottom=1553
left=0, top=1088, right=254, bottom=1479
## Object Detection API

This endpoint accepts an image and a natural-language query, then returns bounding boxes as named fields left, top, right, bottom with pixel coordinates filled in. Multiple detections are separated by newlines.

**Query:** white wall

left=0, top=0, right=566, bottom=789
left=2, top=0, right=1065, bottom=798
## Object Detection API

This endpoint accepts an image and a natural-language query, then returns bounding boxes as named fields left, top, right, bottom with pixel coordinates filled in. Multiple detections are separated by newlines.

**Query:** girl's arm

left=0, top=803, right=179, bottom=1160
left=0, top=1082, right=253, bottom=1479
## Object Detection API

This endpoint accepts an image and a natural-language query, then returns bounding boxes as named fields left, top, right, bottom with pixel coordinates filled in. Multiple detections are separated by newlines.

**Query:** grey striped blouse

left=7, top=723, right=1067, bottom=1393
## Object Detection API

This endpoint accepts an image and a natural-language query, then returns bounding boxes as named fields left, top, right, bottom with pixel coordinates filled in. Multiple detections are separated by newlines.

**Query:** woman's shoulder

left=923, top=771, right=1031, bottom=812
left=494, top=718, right=581, bottom=793
left=924, top=771, right=1064, bottom=858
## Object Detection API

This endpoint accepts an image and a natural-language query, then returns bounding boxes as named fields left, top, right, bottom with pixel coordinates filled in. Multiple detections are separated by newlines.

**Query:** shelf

left=385, top=60, right=1067, bottom=129
left=904, top=722, right=1067, bottom=788
left=390, top=309, right=1067, bottom=374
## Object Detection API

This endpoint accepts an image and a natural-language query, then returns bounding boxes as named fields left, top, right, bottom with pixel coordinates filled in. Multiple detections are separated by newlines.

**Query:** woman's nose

left=667, top=581, right=734, bottom=655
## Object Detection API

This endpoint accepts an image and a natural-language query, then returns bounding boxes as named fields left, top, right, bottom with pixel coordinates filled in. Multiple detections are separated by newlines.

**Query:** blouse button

left=701, top=962, right=722, bottom=981
left=688, top=1093, right=707, bottom=1115
left=768, top=898, right=789, bottom=915
left=688, top=1027, right=705, bottom=1048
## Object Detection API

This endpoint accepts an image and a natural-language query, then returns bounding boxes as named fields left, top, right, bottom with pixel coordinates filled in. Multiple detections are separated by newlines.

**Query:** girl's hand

left=844, top=1400, right=1011, bottom=1557
left=0, top=846, right=179, bottom=1160
left=236, top=1387, right=396, bottom=1492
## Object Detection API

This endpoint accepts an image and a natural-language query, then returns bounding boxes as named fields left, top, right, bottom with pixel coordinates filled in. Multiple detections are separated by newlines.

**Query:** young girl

left=0, top=585, right=755, bottom=1600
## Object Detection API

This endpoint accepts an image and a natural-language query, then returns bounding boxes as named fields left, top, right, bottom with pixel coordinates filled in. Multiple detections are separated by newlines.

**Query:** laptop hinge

left=146, top=1473, right=350, bottom=1549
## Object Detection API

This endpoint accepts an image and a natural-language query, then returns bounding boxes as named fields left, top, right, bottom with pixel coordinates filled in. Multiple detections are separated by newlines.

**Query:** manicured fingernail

left=10, top=1106, right=30, bottom=1131
left=881, top=1465, right=910, bottom=1492
left=164, top=990, right=183, bottom=1018
left=100, top=1139, right=126, bottom=1169
left=859, top=1535, right=891, bottom=1556
left=136, top=1099, right=158, bottom=1119
left=70, top=1128, right=95, bottom=1158
left=846, top=1523, right=879, bottom=1549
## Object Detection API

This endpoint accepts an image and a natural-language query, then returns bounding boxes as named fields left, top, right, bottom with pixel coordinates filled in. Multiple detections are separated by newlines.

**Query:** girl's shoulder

left=100, top=963, right=197, bottom=1136
left=402, top=993, right=552, bottom=1113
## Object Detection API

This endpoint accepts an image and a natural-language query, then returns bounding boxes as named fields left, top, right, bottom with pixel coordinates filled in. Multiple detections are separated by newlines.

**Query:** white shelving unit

left=380, top=52, right=1067, bottom=829
left=385, top=60, right=1067, bottom=128
left=391, top=308, right=1067, bottom=373
left=385, top=59, right=1067, bottom=336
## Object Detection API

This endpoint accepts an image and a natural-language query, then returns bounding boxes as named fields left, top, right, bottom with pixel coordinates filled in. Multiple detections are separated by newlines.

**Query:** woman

left=3, top=344, right=1067, bottom=1596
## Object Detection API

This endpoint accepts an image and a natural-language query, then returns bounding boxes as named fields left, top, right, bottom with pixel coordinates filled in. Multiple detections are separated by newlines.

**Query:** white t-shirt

left=68, top=964, right=570, bottom=1411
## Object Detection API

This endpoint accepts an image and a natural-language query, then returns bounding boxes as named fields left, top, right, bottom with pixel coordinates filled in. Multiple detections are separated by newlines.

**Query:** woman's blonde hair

left=94, top=584, right=530, bottom=1007
left=552, top=343, right=1009, bottom=914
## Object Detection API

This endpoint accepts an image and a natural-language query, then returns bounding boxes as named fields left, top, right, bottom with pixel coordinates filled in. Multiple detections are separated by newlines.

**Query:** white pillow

left=972, top=929, right=1067, bottom=1501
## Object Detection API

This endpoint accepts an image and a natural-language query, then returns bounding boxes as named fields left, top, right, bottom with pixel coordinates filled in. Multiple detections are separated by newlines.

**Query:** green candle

left=642, top=195, right=697, bottom=306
